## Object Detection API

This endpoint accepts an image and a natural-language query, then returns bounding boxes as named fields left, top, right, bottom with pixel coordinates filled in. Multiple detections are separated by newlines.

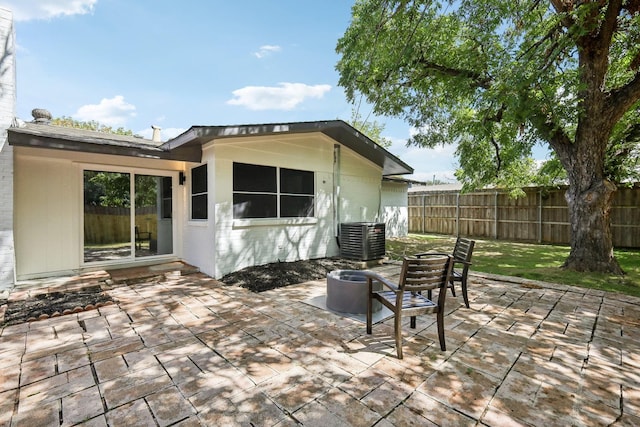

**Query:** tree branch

left=622, top=0, right=640, bottom=15
left=518, top=20, right=564, bottom=62
left=549, top=0, right=569, bottom=13
left=415, top=57, right=492, bottom=89
left=607, top=72, right=640, bottom=123
left=598, top=0, right=623, bottom=50
left=549, top=0, right=575, bottom=28
left=490, top=136, right=502, bottom=176
left=631, top=50, right=640, bottom=72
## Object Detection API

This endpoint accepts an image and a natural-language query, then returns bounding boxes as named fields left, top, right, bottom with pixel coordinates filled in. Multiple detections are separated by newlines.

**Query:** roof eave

left=8, top=128, right=202, bottom=162
left=162, top=120, right=414, bottom=175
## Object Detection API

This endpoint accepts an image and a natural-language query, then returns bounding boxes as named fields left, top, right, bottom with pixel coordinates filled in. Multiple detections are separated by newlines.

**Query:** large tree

left=348, top=108, right=394, bottom=148
left=336, top=0, right=640, bottom=274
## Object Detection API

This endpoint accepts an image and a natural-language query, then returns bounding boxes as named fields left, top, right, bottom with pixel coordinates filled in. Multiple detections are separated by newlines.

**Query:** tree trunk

left=563, top=178, right=624, bottom=274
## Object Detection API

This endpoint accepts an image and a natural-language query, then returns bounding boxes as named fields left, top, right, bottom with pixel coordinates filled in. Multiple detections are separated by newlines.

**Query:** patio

left=1, top=262, right=639, bottom=426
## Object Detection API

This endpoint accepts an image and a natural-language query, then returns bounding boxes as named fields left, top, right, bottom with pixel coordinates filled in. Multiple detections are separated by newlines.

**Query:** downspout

left=333, top=144, right=341, bottom=247
left=376, top=180, right=383, bottom=223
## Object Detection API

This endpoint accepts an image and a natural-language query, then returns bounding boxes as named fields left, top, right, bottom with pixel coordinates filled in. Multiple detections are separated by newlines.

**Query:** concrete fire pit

left=326, top=270, right=382, bottom=314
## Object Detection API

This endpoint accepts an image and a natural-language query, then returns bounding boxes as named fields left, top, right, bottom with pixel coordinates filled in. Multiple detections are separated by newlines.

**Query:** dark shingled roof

left=163, top=120, right=413, bottom=176
left=8, top=119, right=413, bottom=175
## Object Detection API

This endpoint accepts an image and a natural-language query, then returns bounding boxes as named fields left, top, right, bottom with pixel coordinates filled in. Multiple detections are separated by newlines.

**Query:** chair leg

left=437, top=310, right=446, bottom=351
left=366, top=296, right=373, bottom=334
left=462, top=277, right=470, bottom=308
left=449, top=280, right=456, bottom=297
left=395, top=314, right=403, bottom=359
left=410, top=316, right=417, bottom=329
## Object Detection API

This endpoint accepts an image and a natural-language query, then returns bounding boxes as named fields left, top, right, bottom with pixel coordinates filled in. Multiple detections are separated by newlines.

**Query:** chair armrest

left=362, top=271, right=399, bottom=292
left=414, top=252, right=449, bottom=258
left=415, top=251, right=449, bottom=257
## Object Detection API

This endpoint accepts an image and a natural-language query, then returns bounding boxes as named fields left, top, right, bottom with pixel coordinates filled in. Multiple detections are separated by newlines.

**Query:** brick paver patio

left=1, top=262, right=639, bottom=426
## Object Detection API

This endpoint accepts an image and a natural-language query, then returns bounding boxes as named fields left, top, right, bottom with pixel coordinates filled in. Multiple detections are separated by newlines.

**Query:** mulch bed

left=1, top=286, right=115, bottom=327
left=220, top=257, right=363, bottom=292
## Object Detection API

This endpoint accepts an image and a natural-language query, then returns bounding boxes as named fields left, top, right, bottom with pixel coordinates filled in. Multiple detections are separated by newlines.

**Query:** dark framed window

left=233, top=163, right=314, bottom=219
left=279, top=168, right=314, bottom=217
left=191, top=164, right=207, bottom=220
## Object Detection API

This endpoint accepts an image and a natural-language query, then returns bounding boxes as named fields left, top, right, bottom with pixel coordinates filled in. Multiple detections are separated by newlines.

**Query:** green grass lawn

left=386, top=234, right=640, bottom=298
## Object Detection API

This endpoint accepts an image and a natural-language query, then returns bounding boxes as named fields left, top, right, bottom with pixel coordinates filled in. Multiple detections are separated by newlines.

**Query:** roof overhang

left=162, top=120, right=413, bottom=176
left=8, top=123, right=202, bottom=162
left=8, top=120, right=414, bottom=175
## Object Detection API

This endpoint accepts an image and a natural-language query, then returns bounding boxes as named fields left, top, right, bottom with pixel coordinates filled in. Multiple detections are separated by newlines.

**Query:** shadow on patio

left=1, top=261, right=639, bottom=426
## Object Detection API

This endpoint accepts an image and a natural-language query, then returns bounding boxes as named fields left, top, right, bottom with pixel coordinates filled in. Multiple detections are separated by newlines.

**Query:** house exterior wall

left=181, top=145, right=216, bottom=277
left=381, top=181, right=409, bottom=237
left=338, top=148, right=384, bottom=224
left=203, top=132, right=384, bottom=278
left=13, top=146, right=185, bottom=279
left=0, top=8, right=15, bottom=290
left=14, top=154, right=79, bottom=276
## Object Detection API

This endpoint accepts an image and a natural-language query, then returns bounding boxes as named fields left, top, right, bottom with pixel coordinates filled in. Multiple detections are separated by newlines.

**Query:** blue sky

left=2, top=0, right=462, bottom=183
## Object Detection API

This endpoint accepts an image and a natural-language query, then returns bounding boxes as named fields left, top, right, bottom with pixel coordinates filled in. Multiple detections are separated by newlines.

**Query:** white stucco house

left=5, top=116, right=413, bottom=283
left=0, top=8, right=413, bottom=287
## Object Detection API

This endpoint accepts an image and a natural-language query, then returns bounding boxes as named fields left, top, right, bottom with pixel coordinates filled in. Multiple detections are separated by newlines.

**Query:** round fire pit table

left=326, top=270, right=382, bottom=314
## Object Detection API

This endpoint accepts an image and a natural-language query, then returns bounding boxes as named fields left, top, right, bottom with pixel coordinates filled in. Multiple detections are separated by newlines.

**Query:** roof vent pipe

left=151, top=125, right=162, bottom=142
left=32, top=108, right=52, bottom=124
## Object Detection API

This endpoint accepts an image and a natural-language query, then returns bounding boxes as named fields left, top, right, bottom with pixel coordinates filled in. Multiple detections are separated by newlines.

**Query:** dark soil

left=1, top=286, right=114, bottom=327
left=221, top=257, right=364, bottom=292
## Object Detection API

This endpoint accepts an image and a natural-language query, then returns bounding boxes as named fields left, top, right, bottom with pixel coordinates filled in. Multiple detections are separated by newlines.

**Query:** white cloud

left=136, top=127, right=186, bottom=142
left=387, top=131, right=459, bottom=184
left=74, top=95, right=136, bottom=126
left=253, top=44, right=281, bottom=59
left=227, top=82, right=331, bottom=111
left=1, top=0, right=97, bottom=21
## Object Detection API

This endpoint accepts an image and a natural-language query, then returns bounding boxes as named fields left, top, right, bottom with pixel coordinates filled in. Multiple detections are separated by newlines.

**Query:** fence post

left=456, top=192, right=460, bottom=237
left=538, top=189, right=543, bottom=243
left=494, top=191, right=499, bottom=240
left=422, top=194, right=426, bottom=234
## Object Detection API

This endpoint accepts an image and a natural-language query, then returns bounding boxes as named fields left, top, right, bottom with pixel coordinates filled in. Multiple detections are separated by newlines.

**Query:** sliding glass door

left=83, top=169, right=173, bottom=263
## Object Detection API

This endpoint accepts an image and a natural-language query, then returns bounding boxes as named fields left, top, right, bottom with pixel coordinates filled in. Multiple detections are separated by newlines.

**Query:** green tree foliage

left=336, top=0, right=640, bottom=273
left=83, top=172, right=158, bottom=209
left=84, top=171, right=131, bottom=208
left=348, top=109, right=393, bottom=148
left=52, top=116, right=136, bottom=136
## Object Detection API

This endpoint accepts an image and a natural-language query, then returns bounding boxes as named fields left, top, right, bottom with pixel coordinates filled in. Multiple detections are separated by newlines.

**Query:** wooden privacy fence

left=409, top=184, right=640, bottom=248
left=84, top=206, right=157, bottom=244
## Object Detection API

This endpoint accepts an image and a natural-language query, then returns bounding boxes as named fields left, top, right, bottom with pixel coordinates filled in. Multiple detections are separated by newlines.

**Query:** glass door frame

left=80, top=163, right=178, bottom=267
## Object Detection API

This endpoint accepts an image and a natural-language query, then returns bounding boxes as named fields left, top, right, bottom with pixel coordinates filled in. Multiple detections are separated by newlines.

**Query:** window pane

left=135, top=174, right=173, bottom=258
left=280, top=168, right=314, bottom=195
left=161, top=176, right=172, bottom=219
left=280, top=195, right=315, bottom=217
left=192, top=164, right=207, bottom=194
left=83, top=170, right=131, bottom=262
left=233, top=194, right=277, bottom=218
left=233, top=163, right=277, bottom=192
left=162, top=176, right=172, bottom=198
left=192, top=164, right=207, bottom=220
left=192, top=194, right=208, bottom=219
left=134, top=174, right=158, bottom=258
